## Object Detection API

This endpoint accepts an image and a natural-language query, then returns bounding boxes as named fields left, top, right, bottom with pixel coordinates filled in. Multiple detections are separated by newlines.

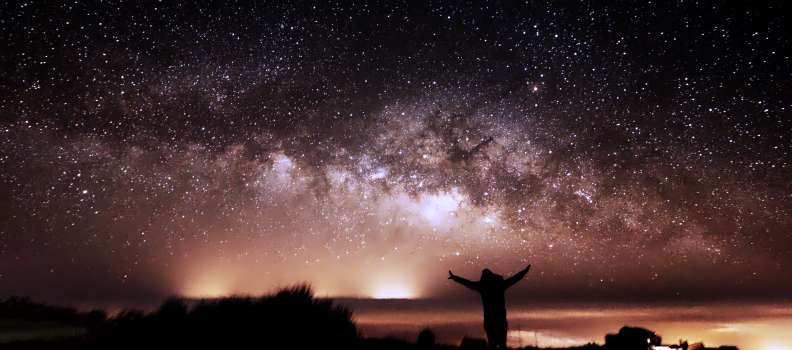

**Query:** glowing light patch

left=272, top=153, right=295, bottom=173
left=766, top=346, right=789, bottom=350
left=481, top=214, right=497, bottom=225
left=416, top=189, right=464, bottom=226
left=368, top=168, right=388, bottom=180
left=184, top=282, right=229, bottom=298
left=370, top=284, right=415, bottom=299
left=260, top=153, right=300, bottom=187
left=183, top=272, right=233, bottom=298
left=714, top=325, right=739, bottom=332
left=507, top=330, right=588, bottom=349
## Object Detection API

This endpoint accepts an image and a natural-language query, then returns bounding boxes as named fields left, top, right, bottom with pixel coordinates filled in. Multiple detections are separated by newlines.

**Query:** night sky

left=1, top=1, right=790, bottom=308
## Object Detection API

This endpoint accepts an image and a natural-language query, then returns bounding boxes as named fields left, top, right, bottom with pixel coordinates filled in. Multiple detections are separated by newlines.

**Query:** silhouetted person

left=449, top=265, right=530, bottom=349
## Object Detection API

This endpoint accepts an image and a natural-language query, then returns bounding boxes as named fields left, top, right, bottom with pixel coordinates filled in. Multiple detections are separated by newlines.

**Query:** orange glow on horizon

left=183, top=278, right=231, bottom=298
left=369, top=283, right=416, bottom=299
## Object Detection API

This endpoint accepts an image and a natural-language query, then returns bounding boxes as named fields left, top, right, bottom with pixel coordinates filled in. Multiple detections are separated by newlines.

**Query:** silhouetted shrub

left=103, top=283, right=358, bottom=350
left=418, top=328, right=436, bottom=347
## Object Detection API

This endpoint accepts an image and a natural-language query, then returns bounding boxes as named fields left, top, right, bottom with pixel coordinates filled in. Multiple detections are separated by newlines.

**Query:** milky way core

left=1, top=1, right=790, bottom=304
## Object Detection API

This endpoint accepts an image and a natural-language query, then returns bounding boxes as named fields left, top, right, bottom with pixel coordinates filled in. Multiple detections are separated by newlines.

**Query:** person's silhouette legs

left=484, top=318, right=507, bottom=348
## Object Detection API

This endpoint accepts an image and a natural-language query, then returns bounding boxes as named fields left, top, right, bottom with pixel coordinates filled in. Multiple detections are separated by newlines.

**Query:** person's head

left=481, top=269, right=503, bottom=282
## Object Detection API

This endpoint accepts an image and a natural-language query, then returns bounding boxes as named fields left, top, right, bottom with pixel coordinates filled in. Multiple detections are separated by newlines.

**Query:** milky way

left=1, top=1, right=790, bottom=303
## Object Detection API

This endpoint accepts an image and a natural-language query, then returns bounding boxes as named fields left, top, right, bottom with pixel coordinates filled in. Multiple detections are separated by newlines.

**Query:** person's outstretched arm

left=504, top=265, right=531, bottom=289
left=449, top=271, right=479, bottom=291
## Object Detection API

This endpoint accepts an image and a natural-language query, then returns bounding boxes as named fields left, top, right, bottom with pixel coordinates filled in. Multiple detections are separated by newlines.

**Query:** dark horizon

left=3, top=292, right=791, bottom=350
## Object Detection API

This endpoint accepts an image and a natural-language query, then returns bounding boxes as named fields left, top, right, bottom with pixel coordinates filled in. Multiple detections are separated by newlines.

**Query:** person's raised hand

left=448, top=271, right=455, bottom=279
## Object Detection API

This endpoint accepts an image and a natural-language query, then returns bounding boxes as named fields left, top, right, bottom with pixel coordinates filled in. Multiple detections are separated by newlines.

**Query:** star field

left=1, top=1, right=790, bottom=302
